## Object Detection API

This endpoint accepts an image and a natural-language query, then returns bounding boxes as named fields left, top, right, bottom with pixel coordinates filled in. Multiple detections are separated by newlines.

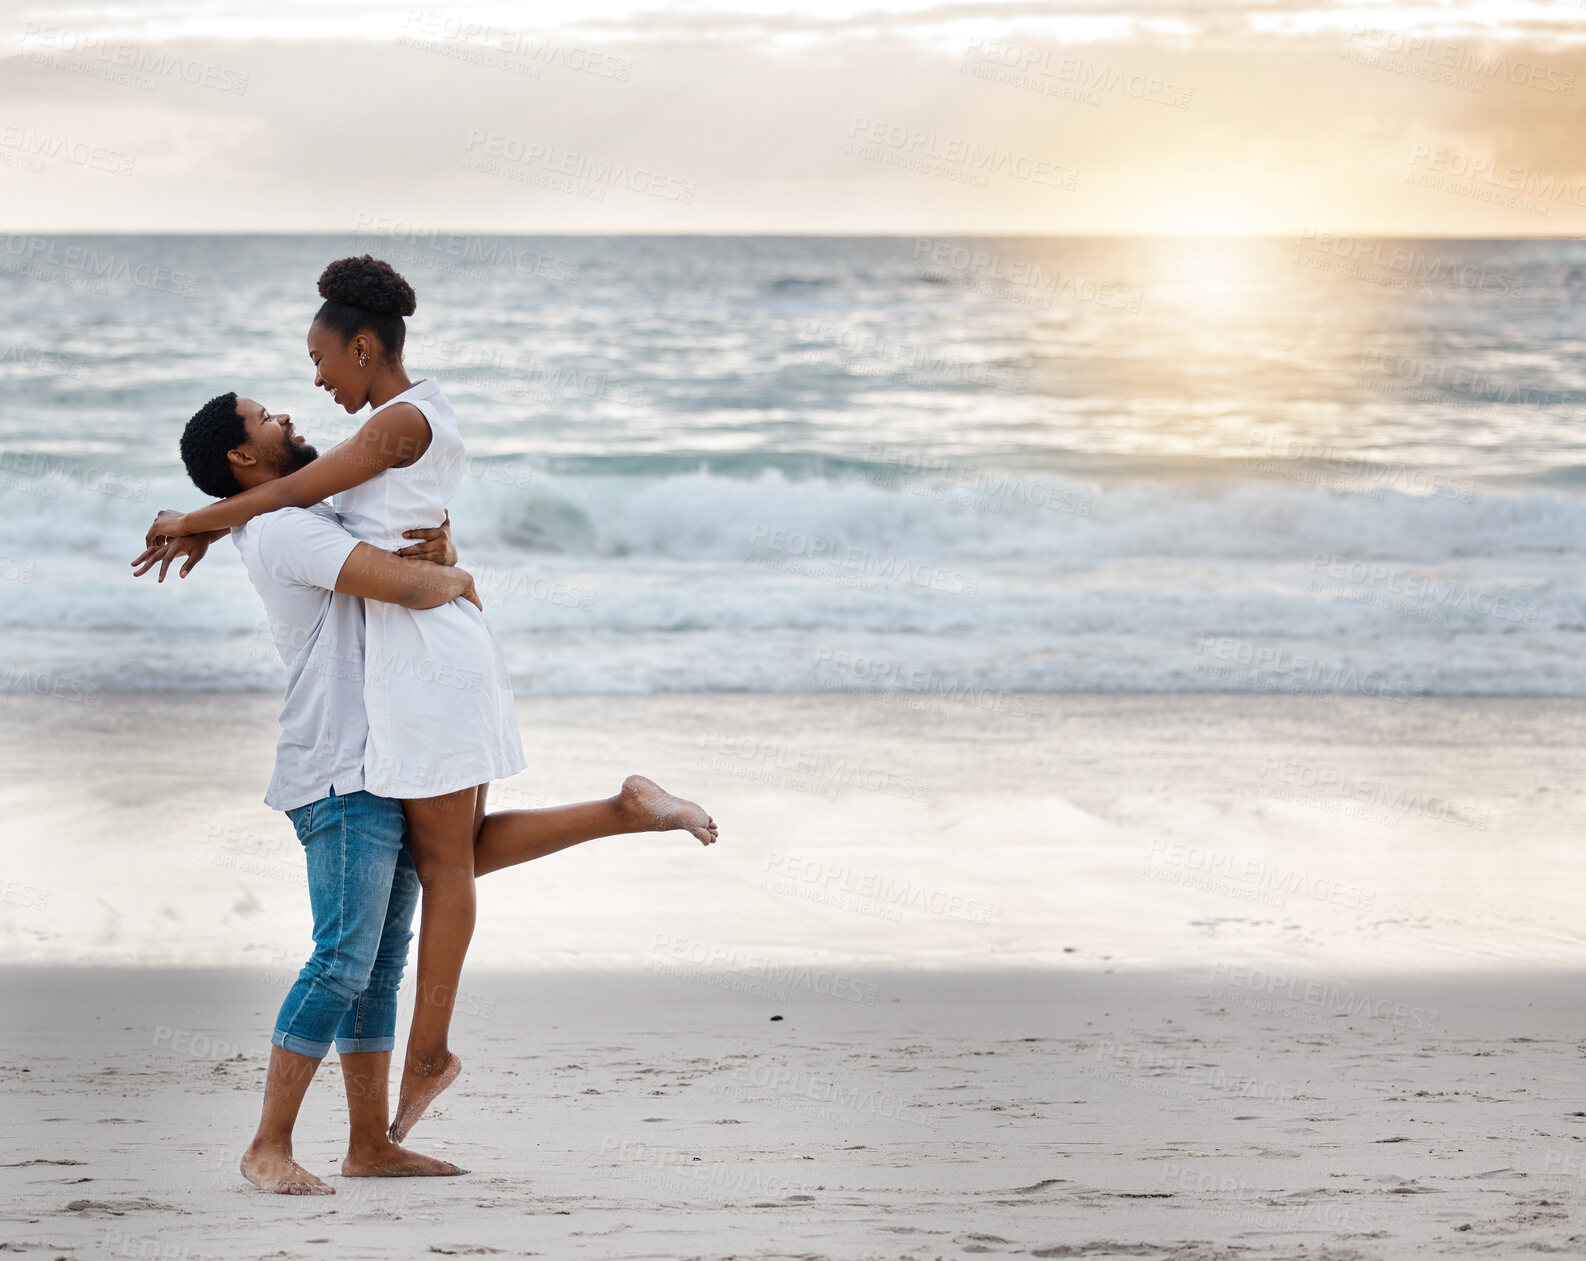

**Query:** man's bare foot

left=619, top=774, right=719, bottom=846
left=342, top=1139, right=468, bottom=1178
left=241, top=1143, right=335, bottom=1196
left=389, top=1051, right=462, bottom=1144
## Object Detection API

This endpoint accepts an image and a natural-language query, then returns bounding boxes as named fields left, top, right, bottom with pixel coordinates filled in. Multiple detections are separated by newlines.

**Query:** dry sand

left=2, top=690, right=1585, bottom=1257
left=4, top=967, right=1585, bottom=1259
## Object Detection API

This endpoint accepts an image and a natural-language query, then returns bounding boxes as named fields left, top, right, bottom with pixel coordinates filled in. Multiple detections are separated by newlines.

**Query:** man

left=137, top=393, right=717, bottom=1195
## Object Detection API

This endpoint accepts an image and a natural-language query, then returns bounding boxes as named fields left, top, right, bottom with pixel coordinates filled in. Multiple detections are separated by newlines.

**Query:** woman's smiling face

left=307, top=319, right=372, bottom=413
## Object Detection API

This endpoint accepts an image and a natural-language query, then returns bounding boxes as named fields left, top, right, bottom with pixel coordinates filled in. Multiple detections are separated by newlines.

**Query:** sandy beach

left=5, top=967, right=1586, bottom=1258
left=4, top=690, right=1586, bottom=1257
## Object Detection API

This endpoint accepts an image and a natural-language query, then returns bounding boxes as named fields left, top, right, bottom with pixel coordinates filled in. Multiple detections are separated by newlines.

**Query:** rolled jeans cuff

left=334, top=1034, right=396, bottom=1054
left=271, top=1028, right=333, bottom=1059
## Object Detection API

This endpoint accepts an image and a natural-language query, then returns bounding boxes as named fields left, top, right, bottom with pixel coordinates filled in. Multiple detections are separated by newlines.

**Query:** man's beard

left=272, top=433, right=319, bottom=477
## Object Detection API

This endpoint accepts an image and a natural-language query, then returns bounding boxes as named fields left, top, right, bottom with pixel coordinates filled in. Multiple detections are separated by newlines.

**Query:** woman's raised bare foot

left=342, top=1139, right=468, bottom=1179
left=241, top=1143, right=335, bottom=1195
left=619, top=774, right=719, bottom=846
left=389, top=1051, right=462, bottom=1144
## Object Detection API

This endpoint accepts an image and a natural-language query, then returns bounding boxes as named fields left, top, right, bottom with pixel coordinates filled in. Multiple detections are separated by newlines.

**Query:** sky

left=2, top=0, right=1585, bottom=234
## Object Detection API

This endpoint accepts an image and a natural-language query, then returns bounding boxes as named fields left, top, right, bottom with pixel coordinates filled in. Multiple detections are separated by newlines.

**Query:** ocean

left=2, top=232, right=1583, bottom=700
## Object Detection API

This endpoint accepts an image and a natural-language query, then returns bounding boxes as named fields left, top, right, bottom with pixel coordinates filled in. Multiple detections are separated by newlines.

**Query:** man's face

left=234, top=397, right=318, bottom=481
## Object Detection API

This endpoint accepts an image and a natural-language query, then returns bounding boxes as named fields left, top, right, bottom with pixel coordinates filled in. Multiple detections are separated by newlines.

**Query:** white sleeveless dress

left=332, top=378, right=526, bottom=798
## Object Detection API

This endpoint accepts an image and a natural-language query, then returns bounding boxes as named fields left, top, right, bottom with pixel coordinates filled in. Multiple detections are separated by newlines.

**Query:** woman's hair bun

left=317, top=254, right=416, bottom=318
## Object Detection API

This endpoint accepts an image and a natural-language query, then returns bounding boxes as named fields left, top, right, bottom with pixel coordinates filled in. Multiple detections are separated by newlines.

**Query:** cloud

left=1, top=22, right=1583, bottom=233
left=7, top=0, right=1585, bottom=47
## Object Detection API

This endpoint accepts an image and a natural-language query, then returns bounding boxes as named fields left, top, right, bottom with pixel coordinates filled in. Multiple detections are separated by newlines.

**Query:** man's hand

left=144, top=508, right=192, bottom=549
left=334, top=543, right=483, bottom=611
left=130, top=529, right=227, bottom=582
left=395, top=512, right=455, bottom=565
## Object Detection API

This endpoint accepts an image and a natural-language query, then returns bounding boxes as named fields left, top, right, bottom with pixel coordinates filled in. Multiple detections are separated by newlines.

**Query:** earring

left=358, top=354, right=368, bottom=368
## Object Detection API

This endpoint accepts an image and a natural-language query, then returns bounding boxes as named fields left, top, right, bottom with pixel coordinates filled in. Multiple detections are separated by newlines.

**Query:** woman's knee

left=405, top=799, right=479, bottom=886
left=409, top=853, right=475, bottom=891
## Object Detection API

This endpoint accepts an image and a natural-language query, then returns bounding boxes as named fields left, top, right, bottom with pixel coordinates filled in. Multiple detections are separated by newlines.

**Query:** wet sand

left=3, top=690, right=1585, bottom=1256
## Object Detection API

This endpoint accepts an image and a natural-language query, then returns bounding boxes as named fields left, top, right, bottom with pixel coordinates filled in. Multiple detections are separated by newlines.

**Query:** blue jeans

left=271, top=790, right=418, bottom=1058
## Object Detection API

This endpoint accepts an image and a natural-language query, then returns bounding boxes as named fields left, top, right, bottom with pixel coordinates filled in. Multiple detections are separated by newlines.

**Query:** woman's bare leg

left=473, top=775, right=716, bottom=877
left=389, top=776, right=716, bottom=1142
left=392, top=785, right=479, bottom=1140
left=472, top=781, right=489, bottom=842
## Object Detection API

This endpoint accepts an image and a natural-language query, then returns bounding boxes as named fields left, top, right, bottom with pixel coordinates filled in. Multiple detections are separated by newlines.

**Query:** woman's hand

left=144, top=508, right=192, bottom=549
left=458, top=569, right=482, bottom=611
left=395, top=511, right=456, bottom=565
left=131, top=531, right=215, bottom=582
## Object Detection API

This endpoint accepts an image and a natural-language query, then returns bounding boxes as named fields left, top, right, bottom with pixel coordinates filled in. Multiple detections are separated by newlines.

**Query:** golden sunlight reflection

left=1151, top=238, right=1268, bottom=319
